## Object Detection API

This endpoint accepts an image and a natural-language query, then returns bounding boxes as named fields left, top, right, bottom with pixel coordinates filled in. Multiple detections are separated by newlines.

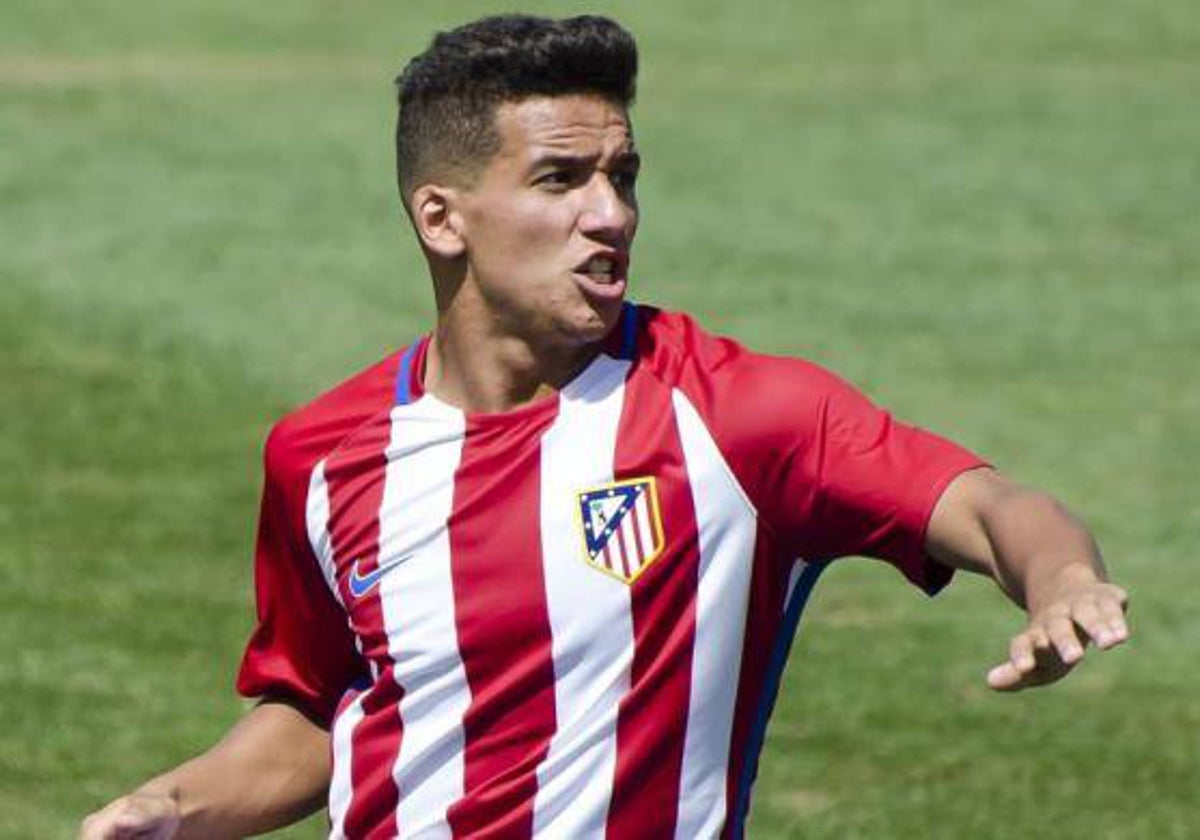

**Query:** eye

left=535, top=169, right=576, bottom=190
left=610, top=168, right=638, bottom=191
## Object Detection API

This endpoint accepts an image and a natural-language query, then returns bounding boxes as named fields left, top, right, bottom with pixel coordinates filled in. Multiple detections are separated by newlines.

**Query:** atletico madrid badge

left=576, top=477, right=665, bottom=583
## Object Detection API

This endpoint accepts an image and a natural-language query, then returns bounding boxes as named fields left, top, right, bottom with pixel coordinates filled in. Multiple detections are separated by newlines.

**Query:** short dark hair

left=394, top=15, right=638, bottom=204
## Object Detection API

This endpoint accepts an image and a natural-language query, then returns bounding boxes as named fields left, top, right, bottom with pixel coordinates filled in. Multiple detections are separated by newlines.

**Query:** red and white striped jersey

left=237, top=304, right=983, bottom=839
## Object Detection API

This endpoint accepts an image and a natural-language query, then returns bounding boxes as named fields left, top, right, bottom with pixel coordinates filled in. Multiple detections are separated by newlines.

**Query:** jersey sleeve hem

left=899, top=456, right=991, bottom=596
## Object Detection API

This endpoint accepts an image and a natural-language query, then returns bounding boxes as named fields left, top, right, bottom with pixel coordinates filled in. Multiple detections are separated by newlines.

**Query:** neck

left=423, top=306, right=599, bottom=415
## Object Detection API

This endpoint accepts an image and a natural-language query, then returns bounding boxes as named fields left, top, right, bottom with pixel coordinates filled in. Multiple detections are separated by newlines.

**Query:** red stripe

left=614, top=517, right=631, bottom=577
left=602, top=540, right=615, bottom=573
left=606, top=375, right=699, bottom=838
left=323, top=415, right=404, bottom=837
left=446, top=411, right=560, bottom=837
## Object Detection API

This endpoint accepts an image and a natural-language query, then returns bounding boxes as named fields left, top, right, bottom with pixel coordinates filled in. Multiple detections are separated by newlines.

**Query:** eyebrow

left=530, top=149, right=641, bottom=171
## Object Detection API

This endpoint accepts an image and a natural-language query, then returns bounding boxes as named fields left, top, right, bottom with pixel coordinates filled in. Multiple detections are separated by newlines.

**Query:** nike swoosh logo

left=347, top=553, right=416, bottom=599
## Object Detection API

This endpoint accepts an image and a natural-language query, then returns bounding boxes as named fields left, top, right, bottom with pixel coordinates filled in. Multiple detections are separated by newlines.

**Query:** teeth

left=585, top=257, right=615, bottom=274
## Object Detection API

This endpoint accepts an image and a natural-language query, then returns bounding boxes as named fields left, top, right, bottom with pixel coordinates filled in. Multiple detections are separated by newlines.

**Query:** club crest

left=576, top=477, right=664, bottom=583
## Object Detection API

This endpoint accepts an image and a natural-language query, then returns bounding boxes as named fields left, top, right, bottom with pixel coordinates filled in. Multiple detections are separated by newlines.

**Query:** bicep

left=925, top=466, right=1014, bottom=576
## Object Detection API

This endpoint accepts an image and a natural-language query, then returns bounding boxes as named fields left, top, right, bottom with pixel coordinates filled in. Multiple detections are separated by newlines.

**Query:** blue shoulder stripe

left=619, top=301, right=638, bottom=360
left=393, top=340, right=420, bottom=406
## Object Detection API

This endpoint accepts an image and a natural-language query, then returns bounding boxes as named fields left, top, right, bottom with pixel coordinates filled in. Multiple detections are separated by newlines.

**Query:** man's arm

left=925, top=467, right=1130, bottom=691
left=79, top=699, right=330, bottom=839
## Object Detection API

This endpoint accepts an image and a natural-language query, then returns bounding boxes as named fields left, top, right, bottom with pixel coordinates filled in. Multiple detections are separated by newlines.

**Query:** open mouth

left=573, top=254, right=628, bottom=299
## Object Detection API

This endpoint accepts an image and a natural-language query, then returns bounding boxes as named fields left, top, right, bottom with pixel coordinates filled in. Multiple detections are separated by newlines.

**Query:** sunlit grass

left=2, top=1, right=1196, bottom=836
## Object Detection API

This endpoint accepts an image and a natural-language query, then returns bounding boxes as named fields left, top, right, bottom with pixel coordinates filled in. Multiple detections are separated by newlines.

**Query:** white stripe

left=328, top=690, right=366, bottom=839
left=307, top=458, right=370, bottom=673
left=305, top=459, right=345, bottom=607
left=532, top=357, right=634, bottom=837
left=671, top=389, right=758, bottom=839
left=375, top=399, right=470, bottom=837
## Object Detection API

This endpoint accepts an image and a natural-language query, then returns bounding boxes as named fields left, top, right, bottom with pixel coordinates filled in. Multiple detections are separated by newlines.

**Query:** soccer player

left=81, top=14, right=1129, bottom=840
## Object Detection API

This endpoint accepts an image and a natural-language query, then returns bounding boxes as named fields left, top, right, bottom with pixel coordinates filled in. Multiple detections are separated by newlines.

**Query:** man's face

left=453, top=94, right=640, bottom=349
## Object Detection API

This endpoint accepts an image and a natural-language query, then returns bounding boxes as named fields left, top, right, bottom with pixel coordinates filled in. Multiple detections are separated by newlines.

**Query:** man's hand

left=986, top=571, right=1129, bottom=691
left=79, top=700, right=329, bottom=840
left=79, top=790, right=180, bottom=840
left=927, top=468, right=1131, bottom=692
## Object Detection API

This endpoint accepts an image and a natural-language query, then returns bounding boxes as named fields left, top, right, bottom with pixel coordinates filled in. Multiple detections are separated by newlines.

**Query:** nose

left=579, top=172, right=636, bottom=244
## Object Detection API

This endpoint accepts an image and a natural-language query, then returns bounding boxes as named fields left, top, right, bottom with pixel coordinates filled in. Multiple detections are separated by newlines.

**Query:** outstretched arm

left=925, top=467, right=1130, bottom=691
left=80, top=699, right=330, bottom=839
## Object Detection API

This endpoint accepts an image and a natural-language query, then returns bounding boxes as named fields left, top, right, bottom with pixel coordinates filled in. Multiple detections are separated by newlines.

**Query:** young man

left=82, top=14, right=1129, bottom=840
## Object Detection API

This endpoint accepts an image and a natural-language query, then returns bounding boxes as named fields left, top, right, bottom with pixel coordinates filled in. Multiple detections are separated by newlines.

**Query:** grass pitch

left=2, top=1, right=1198, bottom=837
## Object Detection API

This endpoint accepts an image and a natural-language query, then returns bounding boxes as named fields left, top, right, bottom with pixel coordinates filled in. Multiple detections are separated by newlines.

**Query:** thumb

left=986, top=661, right=1025, bottom=692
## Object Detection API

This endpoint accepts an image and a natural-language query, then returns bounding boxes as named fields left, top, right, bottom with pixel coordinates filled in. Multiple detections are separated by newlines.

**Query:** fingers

left=1068, top=599, right=1107, bottom=650
left=1070, top=599, right=1124, bottom=651
left=987, top=584, right=1131, bottom=693
left=986, top=648, right=1062, bottom=692
left=986, top=630, right=1039, bottom=692
left=1009, top=627, right=1039, bottom=674
left=1064, top=584, right=1131, bottom=651
left=1046, top=614, right=1085, bottom=665
left=988, top=626, right=1067, bottom=692
left=1095, top=585, right=1131, bottom=648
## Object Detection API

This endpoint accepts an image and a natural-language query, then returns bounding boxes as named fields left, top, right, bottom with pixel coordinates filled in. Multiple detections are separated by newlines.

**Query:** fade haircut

left=394, top=15, right=638, bottom=207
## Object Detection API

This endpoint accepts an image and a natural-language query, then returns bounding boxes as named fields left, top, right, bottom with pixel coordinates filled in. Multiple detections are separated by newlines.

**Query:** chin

left=554, top=307, right=620, bottom=348
left=583, top=300, right=624, bottom=340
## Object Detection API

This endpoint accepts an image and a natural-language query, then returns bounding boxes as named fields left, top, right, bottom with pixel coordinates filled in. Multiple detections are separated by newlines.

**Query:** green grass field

left=2, top=1, right=1197, bottom=836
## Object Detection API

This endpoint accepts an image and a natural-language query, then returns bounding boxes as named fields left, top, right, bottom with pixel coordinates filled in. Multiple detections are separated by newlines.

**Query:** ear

left=410, top=184, right=466, bottom=259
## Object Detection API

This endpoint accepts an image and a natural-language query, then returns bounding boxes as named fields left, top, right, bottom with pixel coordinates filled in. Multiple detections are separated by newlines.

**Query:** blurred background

left=2, top=1, right=1197, bottom=836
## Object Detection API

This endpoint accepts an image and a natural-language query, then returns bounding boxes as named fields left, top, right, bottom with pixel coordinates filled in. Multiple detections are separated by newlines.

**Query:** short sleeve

left=235, top=425, right=367, bottom=726
left=790, top=373, right=985, bottom=591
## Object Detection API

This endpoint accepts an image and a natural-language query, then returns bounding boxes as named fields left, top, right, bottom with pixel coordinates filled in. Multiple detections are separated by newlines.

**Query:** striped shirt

left=237, top=304, right=982, bottom=838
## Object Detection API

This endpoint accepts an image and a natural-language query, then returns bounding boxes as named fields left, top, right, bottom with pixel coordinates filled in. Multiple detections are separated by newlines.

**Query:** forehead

left=491, top=95, right=634, bottom=163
